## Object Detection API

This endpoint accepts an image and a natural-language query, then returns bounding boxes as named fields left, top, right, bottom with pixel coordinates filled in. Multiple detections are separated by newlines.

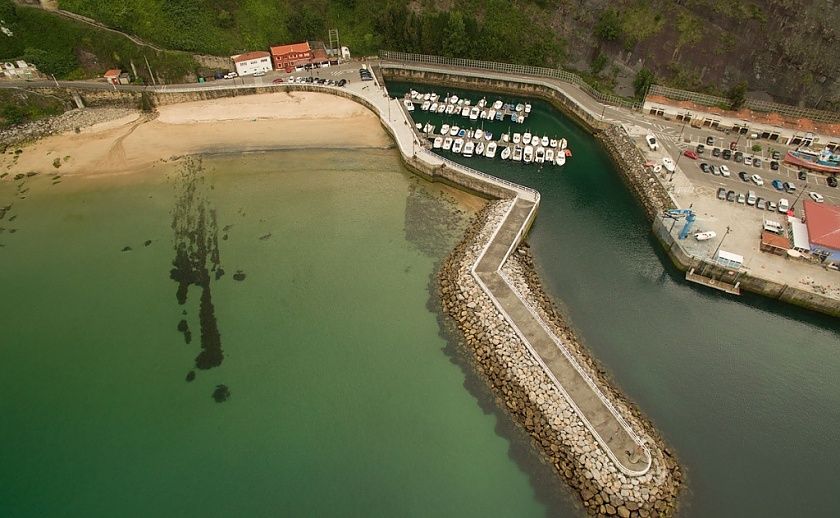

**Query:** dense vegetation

left=0, top=0, right=197, bottom=82
left=0, top=89, right=65, bottom=128
left=58, top=0, right=565, bottom=67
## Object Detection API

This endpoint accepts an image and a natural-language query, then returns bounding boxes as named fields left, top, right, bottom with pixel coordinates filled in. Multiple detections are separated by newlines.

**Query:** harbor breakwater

left=439, top=201, right=681, bottom=517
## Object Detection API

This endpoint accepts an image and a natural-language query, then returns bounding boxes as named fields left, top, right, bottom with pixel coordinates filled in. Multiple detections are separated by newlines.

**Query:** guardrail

left=380, top=50, right=640, bottom=111
left=436, top=155, right=539, bottom=202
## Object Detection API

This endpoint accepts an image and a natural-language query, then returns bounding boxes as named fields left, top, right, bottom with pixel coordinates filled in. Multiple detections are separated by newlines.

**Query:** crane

left=663, top=209, right=696, bottom=240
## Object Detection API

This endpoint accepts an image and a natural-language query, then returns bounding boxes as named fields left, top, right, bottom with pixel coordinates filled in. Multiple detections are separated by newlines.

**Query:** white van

left=747, top=190, right=756, bottom=205
left=763, top=220, right=784, bottom=234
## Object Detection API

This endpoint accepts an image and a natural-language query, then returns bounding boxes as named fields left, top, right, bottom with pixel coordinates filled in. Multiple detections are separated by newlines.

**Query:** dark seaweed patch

left=121, top=246, right=132, bottom=252
left=212, top=384, right=230, bottom=403
left=144, top=239, right=152, bottom=247
left=185, top=370, right=195, bottom=382
left=258, top=233, right=271, bottom=241
left=177, top=319, right=192, bottom=344
left=233, top=270, right=246, bottom=281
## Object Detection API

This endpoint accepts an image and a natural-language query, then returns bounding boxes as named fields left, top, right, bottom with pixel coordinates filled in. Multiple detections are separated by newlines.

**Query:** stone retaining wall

left=439, top=201, right=681, bottom=517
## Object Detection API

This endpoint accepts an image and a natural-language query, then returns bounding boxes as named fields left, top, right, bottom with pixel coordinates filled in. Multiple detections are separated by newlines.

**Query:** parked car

left=828, top=176, right=838, bottom=188
left=712, top=147, right=721, bottom=157
left=337, top=78, right=347, bottom=87
left=726, top=190, right=736, bottom=202
left=778, top=198, right=790, bottom=213
left=700, top=162, right=710, bottom=173
left=771, top=179, right=784, bottom=190
left=734, top=151, right=744, bottom=163
left=706, top=136, right=715, bottom=146
left=770, top=160, right=780, bottom=171
left=783, top=182, right=796, bottom=193
left=751, top=174, right=764, bottom=186
left=747, top=190, right=756, bottom=205
left=719, top=165, right=731, bottom=177
left=744, top=156, right=753, bottom=166
left=798, top=170, right=807, bottom=180
left=767, top=200, right=777, bottom=211
left=722, top=149, right=732, bottom=160
left=754, top=158, right=763, bottom=168
left=645, top=134, right=658, bottom=151
left=737, top=193, right=746, bottom=204
left=696, top=144, right=705, bottom=154
left=771, top=150, right=781, bottom=160
left=738, top=171, right=750, bottom=182
left=756, top=197, right=765, bottom=210
left=711, top=165, right=719, bottom=175
left=717, top=187, right=727, bottom=200
left=253, top=71, right=266, bottom=77
left=223, top=72, right=238, bottom=79
left=683, top=149, right=699, bottom=160
left=272, top=78, right=284, bottom=84
left=809, top=192, right=825, bottom=203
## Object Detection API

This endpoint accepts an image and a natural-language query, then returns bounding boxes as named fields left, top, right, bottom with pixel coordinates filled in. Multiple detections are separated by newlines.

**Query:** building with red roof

left=231, top=51, right=272, bottom=77
left=803, top=200, right=840, bottom=264
left=269, top=41, right=331, bottom=72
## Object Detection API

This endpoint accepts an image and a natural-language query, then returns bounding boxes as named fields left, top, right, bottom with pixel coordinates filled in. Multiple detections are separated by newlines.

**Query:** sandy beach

left=1, top=92, right=392, bottom=179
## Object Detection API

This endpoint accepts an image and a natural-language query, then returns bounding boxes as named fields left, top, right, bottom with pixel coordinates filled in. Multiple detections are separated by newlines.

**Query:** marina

left=403, top=89, right=532, bottom=123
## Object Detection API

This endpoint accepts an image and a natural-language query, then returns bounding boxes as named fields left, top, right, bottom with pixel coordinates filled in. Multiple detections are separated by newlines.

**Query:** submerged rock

left=233, top=270, right=246, bottom=281
left=258, top=233, right=271, bottom=241
left=212, top=384, right=230, bottom=403
left=144, top=239, right=152, bottom=247
left=121, top=246, right=132, bottom=252
left=185, top=370, right=195, bottom=382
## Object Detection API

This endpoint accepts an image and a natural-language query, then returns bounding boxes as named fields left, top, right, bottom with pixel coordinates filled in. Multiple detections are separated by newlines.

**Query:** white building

left=1, top=61, right=36, bottom=79
left=231, top=51, right=272, bottom=76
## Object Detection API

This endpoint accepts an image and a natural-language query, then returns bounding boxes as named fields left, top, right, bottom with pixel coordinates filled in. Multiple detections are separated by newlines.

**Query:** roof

left=789, top=215, right=812, bottom=251
left=270, top=42, right=311, bottom=56
left=761, top=230, right=790, bottom=250
left=231, top=51, right=270, bottom=63
left=103, top=69, right=121, bottom=78
left=803, top=200, right=840, bottom=250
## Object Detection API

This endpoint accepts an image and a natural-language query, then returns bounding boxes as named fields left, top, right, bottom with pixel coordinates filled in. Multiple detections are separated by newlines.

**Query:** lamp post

left=791, top=182, right=808, bottom=212
left=701, top=225, right=730, bottom=277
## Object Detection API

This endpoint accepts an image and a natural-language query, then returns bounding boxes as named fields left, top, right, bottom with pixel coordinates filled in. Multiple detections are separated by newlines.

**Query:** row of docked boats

left=425, top=123, right=571, bottom=166
left=402, top=90, right=531, bottom=124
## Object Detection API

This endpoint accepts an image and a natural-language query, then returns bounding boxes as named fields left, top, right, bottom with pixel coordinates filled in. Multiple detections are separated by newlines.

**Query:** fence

left=648, top=84, right=840, bottom=124
left=379, top=50, right=640, bottom=110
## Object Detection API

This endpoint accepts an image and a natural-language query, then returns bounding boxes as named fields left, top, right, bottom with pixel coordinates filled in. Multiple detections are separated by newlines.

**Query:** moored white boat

left=555, top=152, right=566, bottom=166
left=443, top=137, right=453, bottom=150
left=475, top=128, right=484, bottom=140
left=449, top=125, right=460, bottom=136
left=488, top=109, right=496, bottom=121
left=545, top=148, right=555, bottom=163
left=523, top=132, right=532, bottom=145
left=433, top=137, right=443, bottom=149
left=484, top=131, right=493, bottom=141
left=437, top=103, right=445, bottom=113
left=486, top=141, right=498, bottom=158
left=523, top=145, right=534, bottom=163
left=478, top=97, right=487, bottom=107
left=445, top=105, right=455, bottom=114
left=516, top=103, right=525, bottom=112
left=513, top=145, right=523, bottom=161
left=403, top=100, right=414, bottom=111
left=423, top=93, right=431, bottom=101
left=429, top=102, right=438, bottom=112
left=694, top=231, right=717, bottom=241
left=440, top=124, right=450, bottom=135
left=452, top=138, right=464, bottom=153
left=662, top=156, right=676, bottom=172
left=409, top=89, right=419, bottom=99
left=461, top=107, right=470, bottom=117
left=500, top=146, right=511, bottom=160
left=541, top=136, right=549, bottom=147
left=550, top=139, right=558, bottom=148
left=513, top=133, right=521, bottom=144
left=463, top=140, right=475, bottom=157
left=430, top=93, right=439, bottom=103
left=470, top=106, right=480, bottom=120
left=421, top=101, right=431, bottom=111
left=422, top=123, right=434, bottom=134
left=559, top=138, right=567, bottom=150
left=492, top=100, right=503, bottom=110
left=525, top=103, right=532, bottom=113
left=535, top=146, right=545, bottom=163
left=475, top=141, right=485, bottom=156
left=449, top=95, right=459, bottom=104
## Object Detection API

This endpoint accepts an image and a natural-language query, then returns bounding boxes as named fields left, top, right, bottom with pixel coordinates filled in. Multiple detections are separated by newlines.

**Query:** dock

left=685, top=268, right=742, bottom=295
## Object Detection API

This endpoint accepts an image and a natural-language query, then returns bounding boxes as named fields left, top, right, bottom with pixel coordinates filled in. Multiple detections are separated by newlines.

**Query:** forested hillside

left=7, top=1, right=840, bottom=109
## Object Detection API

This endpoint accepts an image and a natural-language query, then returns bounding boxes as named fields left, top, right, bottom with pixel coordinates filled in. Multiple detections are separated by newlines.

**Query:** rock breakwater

left=596, top=126, right=675, bottom=221
left=0, top=107, right=136, bottom=149
left=439, top=200, right=681, bottom=517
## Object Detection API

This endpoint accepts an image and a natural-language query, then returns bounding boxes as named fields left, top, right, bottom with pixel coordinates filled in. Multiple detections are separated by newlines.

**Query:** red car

left=272, top=78, right=284, bottom=84
left=683, top=149, right=699, bottom=160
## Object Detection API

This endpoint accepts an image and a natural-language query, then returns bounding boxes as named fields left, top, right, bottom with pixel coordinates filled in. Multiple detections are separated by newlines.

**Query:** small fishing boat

left=475, top=129, right=484, bottom=140
left=470, top=106, right=480, bottom=120
left=461, top=106, right=470, bottom=117
left=694, top=231, right=717, bottom=241
left=555, top=153, right=566, bottom=166
left=478, top=97, right=487, bottom=108
left=524, top=145, right=534, bottom=163
left=662, top=156, right=676, bottom=172
left=500, top=146, right=511, bottom=160
left=559, top=138, right=567, bottom=150
left=525, top=103, right=532, bottom=113
left=443, top=137, right=453, bottom=150
left=513, top=145, right=523, bottom=161
left=484, top=132, right=493, bottom=141
left=437, top=103, right=445, bottom=113
left=501, top=133, right=510, bottom=143
left=515, top=103, right=525, bottom=112
left=550, top=139, right=558, bottom=148
left=421, top=100, right=431, bottom=111
left=564, top=148, right=572, bottom=157
left=463, top=141, right=475, bottom=157
left=433, top=137, right=443, bottom=149
left=523, top=132, right=532, bottom=145
left=403, top=100, right=414, bottom=111
left=452, top=138, right=464, bottom=153
left=449, top=125, right=459, bottom=136
left=429, top=102, right=438, bottom=112
left=517, top=115, right=525, bottom=123
left=492, top=100, right=503, bottom=110
left=475, top=141, right=485, bottom=156
left=457, top=128, right=466, bottom=137
left=535, top=146, right=545, bottom=164
left=485, top=141, right=498, bottom=158
left=545, top=148, right=555, bottom=163
left=409, top=89, right=419, bottom=99
left=488, top=109, right=496, bottom=121
left=449, top=95, right=459, bottom=105
left=495, top=111, right=504, bottom=121
left=430, top=93, right=439, bottom=103
left=513, top=133, right=521, bottom=144
left=445, top=105, right=455, bottom=115
left=422, top=123, right=434, bottom=134
left=423, top=93, right=431, bottom=101
left=415, top=123, right=422, bottom=130
left=541, top=136, right=549, bottom=147
left=440, top=124, right=450, bottom=135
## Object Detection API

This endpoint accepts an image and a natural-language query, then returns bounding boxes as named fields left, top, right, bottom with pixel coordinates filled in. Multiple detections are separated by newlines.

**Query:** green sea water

left=0, top=149, right=575, bottom=517
left=389, top=80, right=840, bottom=517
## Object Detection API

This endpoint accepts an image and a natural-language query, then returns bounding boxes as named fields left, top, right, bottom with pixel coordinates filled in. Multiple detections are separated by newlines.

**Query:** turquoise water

left=388, top=80, right=840, bottom=517
left=0, top=149, right=575, bottom=517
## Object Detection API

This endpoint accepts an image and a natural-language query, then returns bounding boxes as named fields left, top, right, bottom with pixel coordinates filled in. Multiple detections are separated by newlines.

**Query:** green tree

left=633, top=68, right=655, bottom=99
left=442, top=11, right=469, bottom=58
left=595, top=9, right=621, bottom=42
left=287, top=6, right=326, bottom=42
left=728, top=80, right=748, bottom=110
left=22, top=47, right=78, bottom=77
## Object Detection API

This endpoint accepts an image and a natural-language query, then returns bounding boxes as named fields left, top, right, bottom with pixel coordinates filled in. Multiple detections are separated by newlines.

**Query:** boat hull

left=783, top=151, right=840, bottom=174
